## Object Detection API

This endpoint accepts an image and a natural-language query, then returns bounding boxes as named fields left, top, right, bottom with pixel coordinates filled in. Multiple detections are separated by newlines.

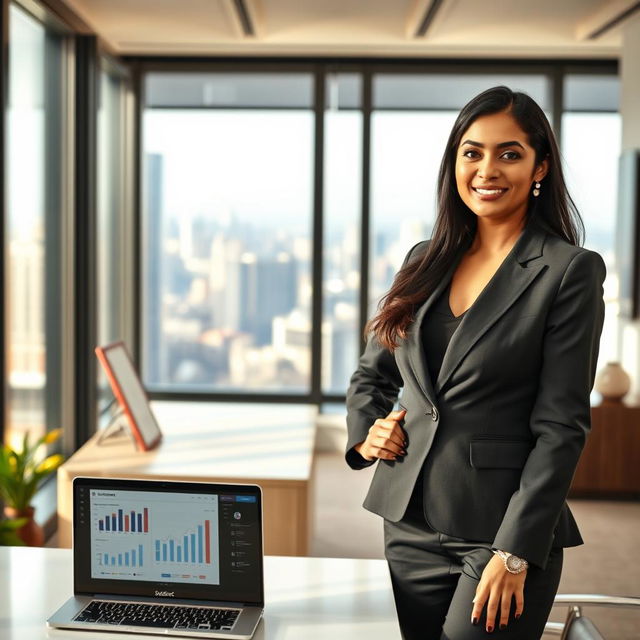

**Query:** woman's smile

left=471, top=186, right=509, bottom=200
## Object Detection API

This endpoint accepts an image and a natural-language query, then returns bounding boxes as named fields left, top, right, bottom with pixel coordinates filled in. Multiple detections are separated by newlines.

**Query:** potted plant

left=0, top=517, right=27, bottom=546
left=0, top=429, right=64, bottom=546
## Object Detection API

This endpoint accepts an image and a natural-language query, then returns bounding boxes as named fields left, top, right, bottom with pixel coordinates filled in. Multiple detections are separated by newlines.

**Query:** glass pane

left=97, top=69, right=125, bottom=346
left=564, top=75, right=619, bottom=112
left=373, top=74, right=550, bottom=111
left=325, top=73, right=362, bottom=110
left=145, top=72, right=314, bottom=109
left=142, top=103, right=314, bottom=392
left=97, top=67, right=127, bottom=413
left=6, top=5, right=64, bottom=449
left=561, top=112, right=621, bottom=369
left=369, top=111, right=457, bottom=314
left=322, top=109, right=362, bottom=394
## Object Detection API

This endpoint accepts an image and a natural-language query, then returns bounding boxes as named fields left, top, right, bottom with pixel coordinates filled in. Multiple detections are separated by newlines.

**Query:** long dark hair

left=368, top=85, right=584, bottom=351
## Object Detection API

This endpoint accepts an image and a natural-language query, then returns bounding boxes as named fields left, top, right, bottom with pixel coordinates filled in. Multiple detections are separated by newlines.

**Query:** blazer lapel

left=400, top=242, right=469, bottom=407
left=434, top=219, right=548, bottom=396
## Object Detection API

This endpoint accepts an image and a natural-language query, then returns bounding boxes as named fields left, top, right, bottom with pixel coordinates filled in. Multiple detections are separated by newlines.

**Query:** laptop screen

left=73, top=477, right=263, bottom=606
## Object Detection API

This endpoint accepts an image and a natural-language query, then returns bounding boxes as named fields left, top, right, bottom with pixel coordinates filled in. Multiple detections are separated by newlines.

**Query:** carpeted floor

left=310, top=451, right=640, bottom=639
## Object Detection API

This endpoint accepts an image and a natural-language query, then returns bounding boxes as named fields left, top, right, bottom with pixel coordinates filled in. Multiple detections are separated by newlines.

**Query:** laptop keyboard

left=74, top=600, right=240, bottom=631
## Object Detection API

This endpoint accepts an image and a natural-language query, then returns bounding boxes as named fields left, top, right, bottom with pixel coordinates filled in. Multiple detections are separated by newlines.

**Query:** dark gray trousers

left=384, top=476, right=563, bottom=640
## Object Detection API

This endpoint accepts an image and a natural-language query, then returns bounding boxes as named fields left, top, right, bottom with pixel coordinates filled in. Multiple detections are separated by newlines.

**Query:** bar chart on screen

left=99, top=544, right=145, bottom=567
left=89, top=489, right=220, bottom=584
left=154, top=519, right=212, bottom=565
left=97, top=507, right=149, bottom=533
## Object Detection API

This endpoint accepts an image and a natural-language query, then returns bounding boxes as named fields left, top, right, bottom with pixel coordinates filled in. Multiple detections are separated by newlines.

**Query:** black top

left=421, top=280, right=466, bottom=388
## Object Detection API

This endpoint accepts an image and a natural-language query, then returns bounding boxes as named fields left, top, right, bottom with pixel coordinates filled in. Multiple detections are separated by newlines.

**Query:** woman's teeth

left=474, top=187, right=506, bottom=195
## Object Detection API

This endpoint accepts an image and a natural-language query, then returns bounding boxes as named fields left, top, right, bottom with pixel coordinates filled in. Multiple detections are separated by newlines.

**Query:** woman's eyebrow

left=461, top=139, right=525, bottom=150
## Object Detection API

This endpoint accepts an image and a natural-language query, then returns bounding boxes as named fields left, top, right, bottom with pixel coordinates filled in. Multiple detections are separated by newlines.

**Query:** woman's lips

left=472, top=186, right=508, bottom=201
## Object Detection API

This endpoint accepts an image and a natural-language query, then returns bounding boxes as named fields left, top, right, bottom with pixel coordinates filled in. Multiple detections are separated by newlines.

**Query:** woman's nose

left=477, top=157, right=500, bottom=179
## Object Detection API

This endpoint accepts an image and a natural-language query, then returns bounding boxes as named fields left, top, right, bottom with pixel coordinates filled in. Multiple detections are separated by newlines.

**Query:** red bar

left=144, top=508, right=149, bottom=533
left=124, top=515, right=130, bottom=532
left=205, top=520, right=211, bottom=564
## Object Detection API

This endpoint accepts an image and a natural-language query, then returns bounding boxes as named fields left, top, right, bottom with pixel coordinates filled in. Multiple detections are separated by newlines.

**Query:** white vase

left=594, top=362, right=631, bottom=404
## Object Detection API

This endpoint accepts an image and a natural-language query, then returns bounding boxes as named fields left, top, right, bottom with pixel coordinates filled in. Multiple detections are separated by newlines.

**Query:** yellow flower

left=43, top=429, right=62, bottom=445
left=35, top=454, right=65, bottom=475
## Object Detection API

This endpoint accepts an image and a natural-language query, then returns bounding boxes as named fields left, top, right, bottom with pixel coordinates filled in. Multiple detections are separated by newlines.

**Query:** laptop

left=47, top=477, right=264, bottom=639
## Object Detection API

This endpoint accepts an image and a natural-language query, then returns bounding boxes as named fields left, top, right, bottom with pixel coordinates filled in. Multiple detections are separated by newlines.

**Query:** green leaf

left=0, top=518, right=27, bottom=546
left=0, top=517, right=28, bottom=530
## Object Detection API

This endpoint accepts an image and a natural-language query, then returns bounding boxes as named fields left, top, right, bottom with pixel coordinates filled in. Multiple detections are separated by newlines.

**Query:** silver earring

left=533, top=182, right=541, bottom=197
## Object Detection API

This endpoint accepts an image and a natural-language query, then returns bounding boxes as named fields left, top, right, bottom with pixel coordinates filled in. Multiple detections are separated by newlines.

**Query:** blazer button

left=431, top=407, right=439, bottom=422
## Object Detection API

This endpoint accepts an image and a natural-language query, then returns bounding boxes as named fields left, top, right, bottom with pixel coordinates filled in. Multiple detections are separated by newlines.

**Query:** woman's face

left=454, top=110, right=548, bottom=223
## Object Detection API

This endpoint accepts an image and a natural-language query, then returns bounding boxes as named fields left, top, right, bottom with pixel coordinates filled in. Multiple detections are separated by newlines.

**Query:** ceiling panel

left=62, top=0, right=627, bottom=56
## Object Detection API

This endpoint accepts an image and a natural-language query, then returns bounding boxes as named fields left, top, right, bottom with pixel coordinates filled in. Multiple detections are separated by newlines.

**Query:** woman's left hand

left=470, top=553, right=526, bottom=632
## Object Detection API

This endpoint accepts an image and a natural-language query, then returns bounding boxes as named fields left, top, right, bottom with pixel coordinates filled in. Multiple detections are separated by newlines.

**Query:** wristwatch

left=493, top=549, right=529, bottom=574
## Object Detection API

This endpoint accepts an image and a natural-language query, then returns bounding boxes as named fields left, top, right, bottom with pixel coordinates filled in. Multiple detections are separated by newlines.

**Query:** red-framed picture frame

left=95, top=341, right=163, bottom=451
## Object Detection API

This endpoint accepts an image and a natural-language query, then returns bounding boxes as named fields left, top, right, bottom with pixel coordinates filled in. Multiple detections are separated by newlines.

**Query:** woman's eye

left=461, top=149, right=521, bottom=160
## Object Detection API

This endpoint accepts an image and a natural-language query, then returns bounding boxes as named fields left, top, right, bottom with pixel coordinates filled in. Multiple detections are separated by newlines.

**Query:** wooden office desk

left=57, top=402, right=316, bottom=555
left=0, top=547, right=401, bottom=640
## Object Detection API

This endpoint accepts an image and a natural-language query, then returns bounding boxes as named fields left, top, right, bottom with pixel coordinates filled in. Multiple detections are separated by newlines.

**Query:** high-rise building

left=239, top=252, right=297, bottom=346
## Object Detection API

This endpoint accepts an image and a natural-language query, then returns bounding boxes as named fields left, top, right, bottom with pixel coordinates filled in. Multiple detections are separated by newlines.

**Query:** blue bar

left=184, top=536, right=188, bottom=562
left=111, top=515, right=116, bottom=531
left=103, top=553, right=108, bottom=565
left=137, top=513, right=142, bottom=532
left=163, top=543, right=167, bottom=562
left=198, top=525, right=203, bottom=563
left=125, top=552, right=129, bottom=566
left=155, top=540, right=160, bottom=562
left=236, top=495, right=256, bottom=503
left=105, top=517, right=110, bottom=532
left=190, top=534, right=196, bottom=563
left=177, top=547, right=182, bottom=562
left=169, top=540, right=174, bottom=562
left=139, top=544, right=143, bottom=567
left=99, top=521, right=104, bottom=531
left=131, top=511, right=136, bottom=532
left=118, top=554, right=122, bottom=566
left=132, top=549, right=136, bottom=566
left=118, top=509, right=123, bottom=532
left=111, top=556, right=115, bottom=566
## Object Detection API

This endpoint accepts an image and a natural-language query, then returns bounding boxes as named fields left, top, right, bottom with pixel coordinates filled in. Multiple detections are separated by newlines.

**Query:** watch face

left=506, top=555, right=524, bottom=571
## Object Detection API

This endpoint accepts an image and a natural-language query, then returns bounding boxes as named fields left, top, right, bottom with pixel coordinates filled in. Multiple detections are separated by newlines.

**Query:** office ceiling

left=60, top=0, right=636, bottom=57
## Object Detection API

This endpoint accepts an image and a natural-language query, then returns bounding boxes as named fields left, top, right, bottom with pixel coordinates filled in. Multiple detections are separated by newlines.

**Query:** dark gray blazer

left=345, top=217, right=606, bottom=571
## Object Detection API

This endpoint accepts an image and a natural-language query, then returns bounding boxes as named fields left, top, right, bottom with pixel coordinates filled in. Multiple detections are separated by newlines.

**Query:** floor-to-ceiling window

left=322, top=73, right=362, bottom=395
left=142, top=72, right=315, bottom=393
left=5, top=2, right=70, bottom=448
left=561, top=73, right=621, bottom=369
left=137, top=63, right=618, bottom=404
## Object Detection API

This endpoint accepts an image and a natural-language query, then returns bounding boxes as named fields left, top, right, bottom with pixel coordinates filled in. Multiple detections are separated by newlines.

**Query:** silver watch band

left=493, top=549, right=529, bottom=574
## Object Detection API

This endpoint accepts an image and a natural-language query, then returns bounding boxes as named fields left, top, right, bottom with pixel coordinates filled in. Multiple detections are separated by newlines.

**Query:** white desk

left=0, top=547, right=400, bottom=640
left=57, top=402, right=316, bottom=555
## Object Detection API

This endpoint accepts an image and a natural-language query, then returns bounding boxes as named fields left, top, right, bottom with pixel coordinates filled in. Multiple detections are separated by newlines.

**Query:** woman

left=345, top=85, right=606, bottom=640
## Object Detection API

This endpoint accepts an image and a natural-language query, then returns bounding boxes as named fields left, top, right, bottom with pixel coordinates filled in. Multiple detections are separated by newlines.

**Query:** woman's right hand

left=354, top=409, right=407, bottom=461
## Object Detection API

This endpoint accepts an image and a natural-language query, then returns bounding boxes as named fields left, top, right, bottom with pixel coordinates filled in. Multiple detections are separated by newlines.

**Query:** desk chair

left=543, top=594, right=640, bottom=638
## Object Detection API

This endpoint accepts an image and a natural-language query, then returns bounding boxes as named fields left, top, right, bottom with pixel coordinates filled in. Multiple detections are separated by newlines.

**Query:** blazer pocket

left=469, top=437, right=533, bottom=470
